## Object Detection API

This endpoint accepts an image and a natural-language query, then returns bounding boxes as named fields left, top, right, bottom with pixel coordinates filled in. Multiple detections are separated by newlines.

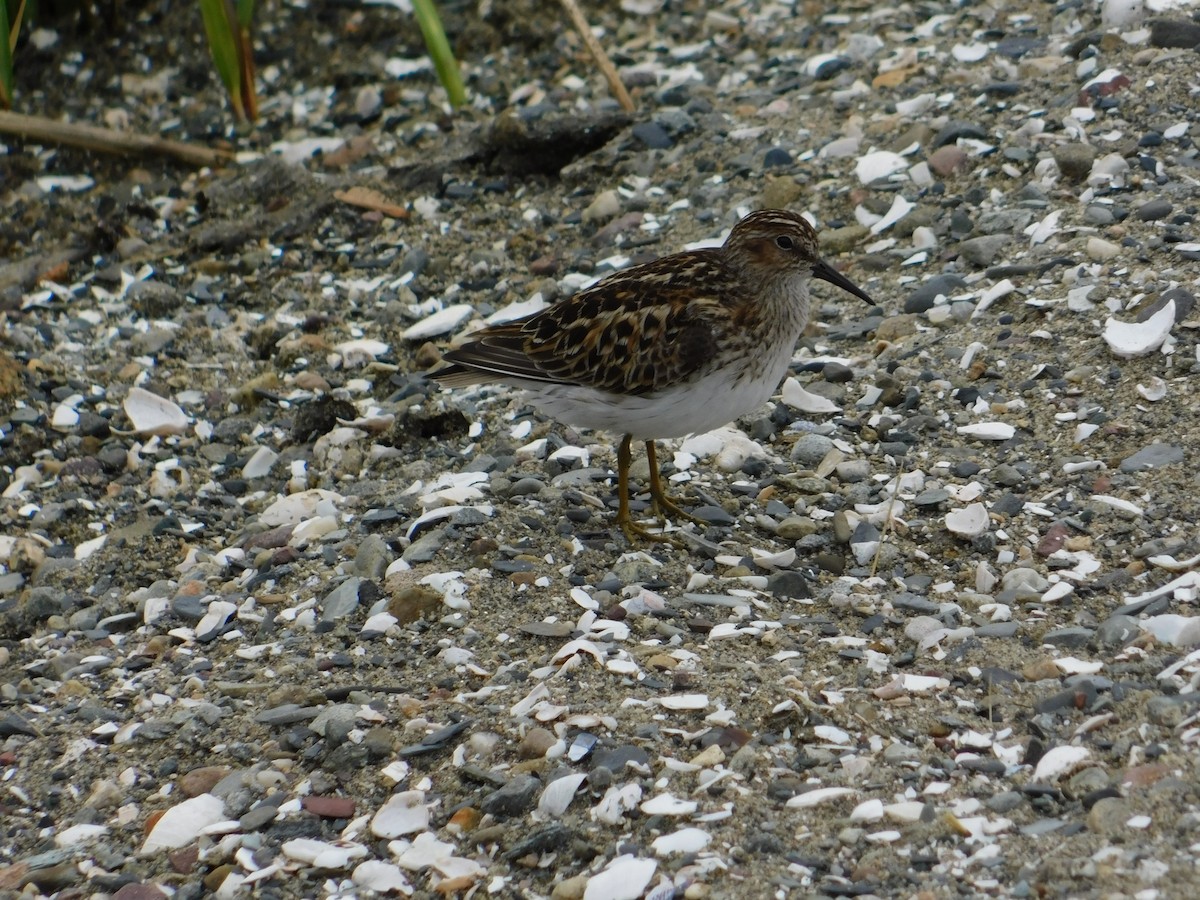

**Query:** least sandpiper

left=434, top=209, right=875, bottom=541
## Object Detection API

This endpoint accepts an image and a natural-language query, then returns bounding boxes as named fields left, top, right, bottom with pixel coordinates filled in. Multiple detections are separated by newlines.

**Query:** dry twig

left=558, top=0, right=635, bottom=113
left=0, top=111, right=234, bottom=168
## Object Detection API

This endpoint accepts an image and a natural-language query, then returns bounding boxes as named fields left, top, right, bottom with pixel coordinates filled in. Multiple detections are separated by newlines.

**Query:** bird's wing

left=437, top=252, right=729, bottom=395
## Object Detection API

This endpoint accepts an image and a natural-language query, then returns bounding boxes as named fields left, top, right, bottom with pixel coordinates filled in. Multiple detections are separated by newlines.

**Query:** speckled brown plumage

left=434, top=209, right=874, bottom=542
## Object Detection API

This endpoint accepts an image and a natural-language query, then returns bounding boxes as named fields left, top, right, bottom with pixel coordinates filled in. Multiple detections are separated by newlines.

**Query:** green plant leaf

left=235, top=0, right=254, bottom=28
left=199, top=0, right=244, bottom=119
left=0, top=0, right=13, bottom=108
left=412, top=0, right=465, bottom=108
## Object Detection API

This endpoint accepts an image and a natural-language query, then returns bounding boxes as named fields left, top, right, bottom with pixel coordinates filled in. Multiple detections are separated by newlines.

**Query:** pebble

left=1118, top=443, right=1183, bottom=473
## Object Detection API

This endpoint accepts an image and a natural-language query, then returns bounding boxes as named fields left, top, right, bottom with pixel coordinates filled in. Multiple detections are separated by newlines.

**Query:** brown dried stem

left=0, top=111, right=234, bottom=168
left=558, top=0, right=635, bottom=113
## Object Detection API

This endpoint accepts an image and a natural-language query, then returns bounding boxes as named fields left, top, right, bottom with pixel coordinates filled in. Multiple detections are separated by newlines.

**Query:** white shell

left=956, top=422, right=1015, bottom=441
left=870, top=196, right=914, bottom=235
left=651, top=827, right=711, bottom=855
left=259, top=489, right=344, bottom=527
left=1054, top=656, right=1104, bottom=675
left=855, top=150, right=908, bottom=184
left=124, top=387, right=190, bottom=436
left=55, top=823, right=109, bottom=847
left=945, top=503, right=989, bottom=538
left=352, top=861, right=413, bottom=893
left=242, top=446, right=279, bottom=478
left=1103, top=301, right=1175, bottom=358
left=371, top=790, right=429, bottom=838
left=1032, top=746, right=1090, bottom=781
left=141, top=794, right=226, bottom=853
left=402, top=303, right=474, bottom=340
left=785, top=787, right=857, bottom=808
left=782, top=377, right=841, bottom=413
left=639, top=793, right=698, bottom=816
left=333, top=338, right=390, bottom=366
left=658, top=693, right=708, bottom=711
left=538, top=773, right=588, bottom=817
left=280, top=837, right=368, bottom=869
left=583, top=855, right=657, bottom=900
left=1136, top=377, right=1167, bottom=401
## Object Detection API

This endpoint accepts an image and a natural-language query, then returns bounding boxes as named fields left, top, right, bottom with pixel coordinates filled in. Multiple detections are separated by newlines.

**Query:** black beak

left=812, top=259, right=875, bottom=305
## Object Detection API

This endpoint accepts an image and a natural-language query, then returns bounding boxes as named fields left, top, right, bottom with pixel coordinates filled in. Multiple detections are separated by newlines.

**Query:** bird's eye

left=774, top=235, right=795, bottom=251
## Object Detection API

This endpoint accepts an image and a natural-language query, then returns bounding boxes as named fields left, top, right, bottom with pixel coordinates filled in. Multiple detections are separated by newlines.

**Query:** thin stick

left=558, top=0, right=635, bottom=112
left=0, top=111, right=234, bottom=168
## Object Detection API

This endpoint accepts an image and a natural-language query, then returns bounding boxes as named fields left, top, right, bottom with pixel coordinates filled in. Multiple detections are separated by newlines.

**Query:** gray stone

left=353, top=534, right=392, bottom=580
left=1119, top=444, right=1184, bottom=473
left=480, top=774, right=541, bottom=817
left=402, top=529, right=446, bottom=564
left=321, top=577, right=362, bottom=621
left=790, top=433, right=835, bottom=466
left=1094, top=614, right=1140, bottom=648
left=957, top=235, right=1011, bottom=266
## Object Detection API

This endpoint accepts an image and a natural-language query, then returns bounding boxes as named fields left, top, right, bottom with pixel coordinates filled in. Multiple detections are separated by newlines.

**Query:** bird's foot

left=648, top=491, right=709, bottom=528
left=618, top=513, right=687, bottom=547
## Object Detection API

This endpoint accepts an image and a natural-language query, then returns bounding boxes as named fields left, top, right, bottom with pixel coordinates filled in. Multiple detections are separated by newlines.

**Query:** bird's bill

left=812, top=259, right=875, bottom=305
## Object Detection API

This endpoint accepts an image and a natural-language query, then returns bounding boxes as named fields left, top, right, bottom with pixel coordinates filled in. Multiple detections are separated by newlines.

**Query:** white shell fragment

left=402, top=303, right=474, bottom=340
left=583, top=854, right=657, bottom=900
left=1135, top=377, right=1167, bottom=402
left=333, top=338, right=390, bottom=366
left=640, top=793, right=698, bottom=816
left=281, top=837, right=369, bottom=869
left=124, top=387, right=190, bottom=436
left=956, top=423, right=1015, bottom=441
left=259, top=489, right=344, bottom=527
left=786, top=787, right=857, bottom=808
left=1032, top=746, right=1091, bottom=781
left=370, top=790, right=429, bottom=838
left=141, top=794, right=226, bottom=853
left=855, top=150, right=908, bottom=184
left=1103, top=300, right=1175, bottom=358
left=538, top=773, right=588, bottom=817
left=782, top=377, right=841, bottom=413
left=352, top=860, right=413, bottom=893
left=651, top=827, right=711, bottom=856
left=945, top=503, right=990, bottom=538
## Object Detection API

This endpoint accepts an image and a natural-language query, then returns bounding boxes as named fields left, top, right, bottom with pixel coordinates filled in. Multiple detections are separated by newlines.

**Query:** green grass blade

left=0, top=1, right=13, bottom=108
left=235, top=0, right=254, bottom=29
left=199, top=0, right=244, bottom=119
left=411, top=0, right=465, bottom=108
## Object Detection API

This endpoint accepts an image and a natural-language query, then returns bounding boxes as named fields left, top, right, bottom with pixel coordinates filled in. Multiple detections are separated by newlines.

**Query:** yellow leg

left=614, top=435, right=678, bottom=544
left=645, top=441, right=707, bottom=526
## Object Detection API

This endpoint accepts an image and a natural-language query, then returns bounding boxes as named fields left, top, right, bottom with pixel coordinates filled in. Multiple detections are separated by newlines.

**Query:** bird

left=432, top=208, right=875, bottom=542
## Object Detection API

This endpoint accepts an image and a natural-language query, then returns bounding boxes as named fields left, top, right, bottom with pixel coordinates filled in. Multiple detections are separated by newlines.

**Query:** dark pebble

left=631, top=122, right=672, bottom=149
left=480, top=774, right=541, bottom=817
left=932, top=120, right=989, bottom=148
left=1135, top=198, right=1172, bottom=221
left=692, top=505, right=735, bottom=526
left=1150, top=18, right=1200, bottom=49
left=763, top=147, right=793, bottom=168
left=904, top=274, right=968, bottom=313
left=1042, top=626, right=1093, bottom=648
left=767, top=571, right=810, bottom=599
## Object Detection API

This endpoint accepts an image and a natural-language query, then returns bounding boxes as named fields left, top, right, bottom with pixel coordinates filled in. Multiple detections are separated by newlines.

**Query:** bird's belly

left=518, top=351, right=792, bottom=440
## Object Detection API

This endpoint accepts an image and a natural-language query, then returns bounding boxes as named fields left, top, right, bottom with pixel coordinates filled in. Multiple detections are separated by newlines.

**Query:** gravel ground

left=2, top=0, right=1200, bottom=897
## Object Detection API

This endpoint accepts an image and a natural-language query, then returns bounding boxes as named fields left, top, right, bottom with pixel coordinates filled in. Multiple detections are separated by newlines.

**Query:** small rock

left=582, top=190, right=621, bottom=224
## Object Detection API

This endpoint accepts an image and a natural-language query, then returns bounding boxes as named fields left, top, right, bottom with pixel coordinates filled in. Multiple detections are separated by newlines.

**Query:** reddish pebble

left=1036, top=522, right=1069, bottom=557
left=303, top=795, right=356, bottom=819
left=168, top=846, right=199, bottom=874
left=112, top=884, right=168, bottom=899
left=178, top=766, right=230, bottom=798
left=928, top=145, right=969, bottom=177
